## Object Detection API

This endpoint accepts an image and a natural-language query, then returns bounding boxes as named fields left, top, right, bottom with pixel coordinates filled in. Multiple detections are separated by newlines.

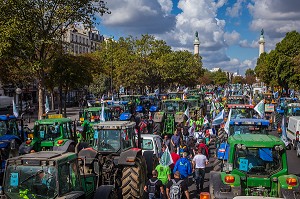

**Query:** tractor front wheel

left=121, top=158, right=146, bottom=199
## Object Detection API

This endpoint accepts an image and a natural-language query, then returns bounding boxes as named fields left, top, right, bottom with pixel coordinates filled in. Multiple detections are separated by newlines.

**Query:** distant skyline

left=96, top=0, right=300, bottom=75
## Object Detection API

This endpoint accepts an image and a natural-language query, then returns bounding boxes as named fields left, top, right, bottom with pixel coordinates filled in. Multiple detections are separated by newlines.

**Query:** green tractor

left=19, top=117, right=76, bottom=154
left=210, top=134, right=300, bottom=199
left=184, top=98, right=203, bottom=119
left=0, top=151, right=98, bottom=199
left=153, top=99, right=185, bottom=135
left=78, top=121, right=147, bottom=198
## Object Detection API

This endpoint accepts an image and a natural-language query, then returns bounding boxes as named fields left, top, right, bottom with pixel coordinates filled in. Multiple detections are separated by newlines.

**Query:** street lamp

left=15, top=88, right=22, bottom=115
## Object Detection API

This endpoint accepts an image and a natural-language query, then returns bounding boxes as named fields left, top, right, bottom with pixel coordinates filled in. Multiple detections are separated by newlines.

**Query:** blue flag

left=212, top=109, right=224, bottom=126
left=45, top=96, right=50, bottom=113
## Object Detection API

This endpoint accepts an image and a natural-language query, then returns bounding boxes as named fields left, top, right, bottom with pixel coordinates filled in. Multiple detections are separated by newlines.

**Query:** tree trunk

left=38, top=79, right=44, bottom=120
left=59, top=86, right=63, bottom=114
left=63, top=89, right=67, bottom=117
left=51, top=90, right=55, bottom=111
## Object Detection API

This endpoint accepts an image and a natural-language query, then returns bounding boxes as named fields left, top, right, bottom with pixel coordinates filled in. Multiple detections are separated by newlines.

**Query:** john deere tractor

left=0, top=151, right=99, bottom=199
left=210, top=134, right=300, bottom=199
left=153, top=99, right=185, bottom=135
left=19, top=117, right=76, bottom=154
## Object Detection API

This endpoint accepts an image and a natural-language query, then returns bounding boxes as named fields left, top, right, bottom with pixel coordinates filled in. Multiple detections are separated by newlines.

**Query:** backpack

left=169, top=179, right=183, bottom=199
left=148, top=179, right=158, bottom=198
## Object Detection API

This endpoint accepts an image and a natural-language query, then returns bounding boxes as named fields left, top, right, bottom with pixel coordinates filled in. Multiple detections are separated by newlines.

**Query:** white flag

left=160, top=146, right=173, bottom=166
left=224, top=109, right=232, bottom=134
left=100, top=102, right=105, bottom=122
left=281, top=117, right=289, bottom=147
left=254, top=100, right=265, bottom=118
left=184, top=107, right=190, bottom=119
left=12, top=100, right=18, bottom=118
left=45, top=96, right=50, bottom=113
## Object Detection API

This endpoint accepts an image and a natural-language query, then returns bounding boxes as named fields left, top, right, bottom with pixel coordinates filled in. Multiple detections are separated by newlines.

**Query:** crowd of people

left=143, top=122, right=214, bottom=199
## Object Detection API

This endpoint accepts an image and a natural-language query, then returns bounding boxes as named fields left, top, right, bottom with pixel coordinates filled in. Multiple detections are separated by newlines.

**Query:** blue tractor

left=0, top=115, right=28, bottom=183
left=213, top=118, right=270, bottom=171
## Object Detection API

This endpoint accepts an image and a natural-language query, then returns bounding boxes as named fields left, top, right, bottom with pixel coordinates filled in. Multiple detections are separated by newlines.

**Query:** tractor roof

left=8, top=151, right=76, bottom=165
left=230, top=119, right=270, bottom=126
left=228, top=134, right=284, bottom=148
left=93, top=121, right=136, bottom=129
left=35, top=117, right=72, bottom=124
left=84, top=107, right=109, bottom=111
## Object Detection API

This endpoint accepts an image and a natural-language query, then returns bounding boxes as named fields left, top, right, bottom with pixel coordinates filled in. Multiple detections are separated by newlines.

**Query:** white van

left=0, top=96, right=13, bottom=110
left=287, top=116, right=300, bottom=156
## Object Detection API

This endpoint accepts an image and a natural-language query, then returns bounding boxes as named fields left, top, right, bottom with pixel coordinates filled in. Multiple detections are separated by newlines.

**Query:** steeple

left=194, top=31, right=200, bottom=55
left=258, top=29, right=265, bottom=56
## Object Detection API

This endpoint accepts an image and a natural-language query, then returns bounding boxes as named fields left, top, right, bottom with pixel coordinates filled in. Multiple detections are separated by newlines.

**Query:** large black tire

left=153, top=123, right=161, bottom=134
left=121, top=158, right=147, bottom=199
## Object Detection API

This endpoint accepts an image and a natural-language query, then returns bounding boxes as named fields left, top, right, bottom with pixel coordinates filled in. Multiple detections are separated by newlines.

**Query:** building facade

left=63, top=25, right=104, bottom=55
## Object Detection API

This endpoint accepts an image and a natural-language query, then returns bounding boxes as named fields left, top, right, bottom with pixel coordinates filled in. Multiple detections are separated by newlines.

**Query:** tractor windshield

left=162, top=101, right=184, bottom=112
left=4, top=165, right=57, bottom=199
left=36, top=124, right=61, bottom=141
left=231, top=108, right=253, bottom=119
left=93, top=128, right=134, bottom=152
left=94, top=129, right=121, bottom=152
left=234, top=147, right=281, bottom=175
left=186, top=100, right=199, bottom=109
left=0, top=121, right=8, bottom=136
left=229, top=125, right=268, bottom=135
left=227, top=98, right=245, bottom=104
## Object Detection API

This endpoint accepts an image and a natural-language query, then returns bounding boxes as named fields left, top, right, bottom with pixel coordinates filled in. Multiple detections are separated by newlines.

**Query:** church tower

left=194, top=31, right=200, bottom=55
left=258, top=29, right=265, bottom=56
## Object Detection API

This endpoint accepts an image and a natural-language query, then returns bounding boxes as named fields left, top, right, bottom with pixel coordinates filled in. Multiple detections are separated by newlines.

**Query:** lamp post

left=15, top=88, right=22, bottom=115
left=110, top=36, right=114, bottom=97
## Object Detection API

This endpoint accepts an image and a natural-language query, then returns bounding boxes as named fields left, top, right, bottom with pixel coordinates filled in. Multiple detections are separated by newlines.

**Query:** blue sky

left=97, top=0, right=300, bottom=75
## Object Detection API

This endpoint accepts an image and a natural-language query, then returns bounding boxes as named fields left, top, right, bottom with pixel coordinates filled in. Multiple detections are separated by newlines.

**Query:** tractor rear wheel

left=121, top=158, right=146, bottom=199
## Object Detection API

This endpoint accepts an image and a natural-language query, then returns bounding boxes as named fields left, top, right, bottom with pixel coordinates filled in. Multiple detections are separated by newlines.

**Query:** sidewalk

left=24, top=107, right=81, bottom=129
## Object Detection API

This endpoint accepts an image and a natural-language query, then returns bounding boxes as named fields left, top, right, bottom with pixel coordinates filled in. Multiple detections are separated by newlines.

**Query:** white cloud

left=226, top=0, right=246, bottom=17
left=224, top=30, right=240, bottom=45
left=157, top=0, right=173, bottom=14
left=247, top=0, right=300, bottom=38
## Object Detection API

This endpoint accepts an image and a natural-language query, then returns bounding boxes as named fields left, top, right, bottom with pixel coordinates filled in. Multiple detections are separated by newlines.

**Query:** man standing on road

left=166, top=171, right=190, bottom=199
left=192, top=149, right=209, bottom=191
left=144, top=170, right=165, bottom=199
left=171, top=130, right=181, bottom=153
left=170, top=147, right=180, bottom=173
left=173, top=152, right=192, bottom=179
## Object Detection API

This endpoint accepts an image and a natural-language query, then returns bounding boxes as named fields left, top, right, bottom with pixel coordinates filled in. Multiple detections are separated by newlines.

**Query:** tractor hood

left=0, top=135, right=20, bottom=148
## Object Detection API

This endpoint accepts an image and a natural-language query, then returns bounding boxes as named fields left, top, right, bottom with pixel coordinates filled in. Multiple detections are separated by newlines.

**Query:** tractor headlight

left=223, top=163, right=233, bottom=172
left=237, top=144, right=242, bottom=149
left=279, top=145, right=284, bottom=151
left=275, top=145, right=280, bottom=151
left=241, top=145, right=247, bottom=150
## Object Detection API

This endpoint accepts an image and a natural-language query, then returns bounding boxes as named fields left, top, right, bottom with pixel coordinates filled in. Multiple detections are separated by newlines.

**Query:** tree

left=0, top=0, right=110, bottom=119
left=232, top=76, right=244, bottom=84
left=212, top=69, right=228, bottom=85
left=244, top=68, right=256, bottom=85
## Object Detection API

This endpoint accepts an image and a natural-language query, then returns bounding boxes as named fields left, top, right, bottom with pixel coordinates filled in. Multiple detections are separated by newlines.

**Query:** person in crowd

left=192, top=149, right=209, bottom=191
left=163, top=135, right=171, bottom=150
left=179, top=140, right=188, bottom=157
left=197, top=139, right=209, bottom=158
left=155, top=159, right=172, bottom=186
left=144, top=170, right=165, bottom=199
left=166, top=171, right=190, bottom=199
left=158, top=145, right=167, bottom=161
left=173, top=152, right=192, bottom=179
left=171, top=130, right=181, bottom=153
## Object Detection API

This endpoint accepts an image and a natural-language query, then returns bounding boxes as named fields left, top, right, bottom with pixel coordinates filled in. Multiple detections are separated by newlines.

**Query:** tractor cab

left=228, top=104, right=255, bottom=119
left=19, top=117, right=76, bottom=154
left=92, top=121, right=137, bottom=154
left=227, top=95, right=247, bottom=105
left=1, top=151, right=93, bottom=199
left=167, top=91, right=184, bottom=100
left=79, top=107, right=110, bottom=124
